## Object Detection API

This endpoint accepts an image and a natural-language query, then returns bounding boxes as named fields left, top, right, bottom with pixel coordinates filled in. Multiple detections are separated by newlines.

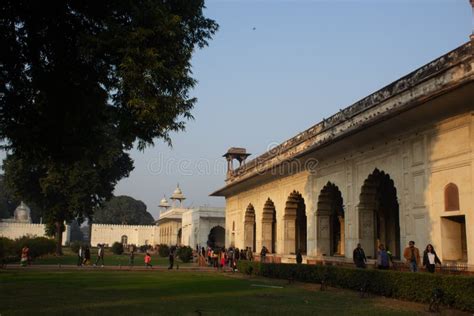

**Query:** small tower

left=159, top=196, right=171, bottom=214
left=170, top=184, right=186, bottom=208
left=223, top=147, right=251, bottom=178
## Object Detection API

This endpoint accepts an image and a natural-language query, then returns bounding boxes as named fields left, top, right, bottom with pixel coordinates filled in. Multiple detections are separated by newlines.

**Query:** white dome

left=170, top=185, right=186, bottom=201
left=14, top=201, right=31, bottom=222
left=159, top=196, right=170, bottom=208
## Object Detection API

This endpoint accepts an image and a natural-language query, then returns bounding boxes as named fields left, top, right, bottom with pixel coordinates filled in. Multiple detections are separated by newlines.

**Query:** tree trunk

left=55, top=221, right=63, bottom=256
left=88, top=218, right=93, bottom=247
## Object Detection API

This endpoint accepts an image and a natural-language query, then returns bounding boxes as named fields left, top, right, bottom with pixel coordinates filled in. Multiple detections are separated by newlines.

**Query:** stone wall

left=0, top=222, right=70, bottom=245
left=90, top=224, right=159, bottom=247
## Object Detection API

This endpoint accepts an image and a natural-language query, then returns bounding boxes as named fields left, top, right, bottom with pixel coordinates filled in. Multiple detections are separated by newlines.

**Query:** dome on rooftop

left=159, top=196, right=170, bottom=208
left=170, top=184, right=186, bottom=201
left=14, top=201, right=31, bottom=222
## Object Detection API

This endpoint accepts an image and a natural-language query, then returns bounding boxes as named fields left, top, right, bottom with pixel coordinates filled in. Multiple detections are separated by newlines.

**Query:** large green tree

left=94, top=195, right=154, bottom=225
left=0, top=0, right=217, bottom=254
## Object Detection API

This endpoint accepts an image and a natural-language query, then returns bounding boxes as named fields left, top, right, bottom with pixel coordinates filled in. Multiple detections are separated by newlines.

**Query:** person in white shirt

left=422, top=244, right=441, bottom=273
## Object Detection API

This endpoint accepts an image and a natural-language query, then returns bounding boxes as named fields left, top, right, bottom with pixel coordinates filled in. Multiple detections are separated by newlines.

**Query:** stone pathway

left=2, top=264, right=220, bottom=272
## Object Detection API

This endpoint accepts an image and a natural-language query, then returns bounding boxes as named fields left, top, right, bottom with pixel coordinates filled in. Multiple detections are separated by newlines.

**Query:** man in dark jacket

left=353, top=243, right=367, bottom=268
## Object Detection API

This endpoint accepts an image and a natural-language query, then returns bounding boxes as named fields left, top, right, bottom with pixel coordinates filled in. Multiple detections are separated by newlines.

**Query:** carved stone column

left=359, top=207, right=375, bottom=258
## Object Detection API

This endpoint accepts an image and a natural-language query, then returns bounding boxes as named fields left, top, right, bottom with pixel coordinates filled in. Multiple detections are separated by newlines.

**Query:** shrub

left=111, top=242, right=124, bottom=255
left=0, top=236, right=55, bottom=264
left=237, top=261, right=474, bottom=312
left=157, top=244, right=170, bottom=257
left=0, top=237, right=15, bottom=264
left=12, top=236, right=56, bottom=259
left=177, top=246, right=193, bottom=263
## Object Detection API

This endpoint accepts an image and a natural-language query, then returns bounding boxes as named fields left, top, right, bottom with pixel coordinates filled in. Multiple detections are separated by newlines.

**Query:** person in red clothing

left=145, top=252, right=152, bottom=269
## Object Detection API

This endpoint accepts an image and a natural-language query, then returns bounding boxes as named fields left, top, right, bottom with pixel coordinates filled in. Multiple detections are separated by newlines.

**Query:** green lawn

left=0, top=270, right=427, bottom=316
left=22, top=247, right=192, bottom=267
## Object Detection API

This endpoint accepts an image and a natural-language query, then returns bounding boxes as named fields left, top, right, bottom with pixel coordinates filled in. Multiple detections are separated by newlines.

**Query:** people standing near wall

left=403, top=241, right=420, bottom=272
left=94, top=244, right=105, bottom=267
left=377, top=244, right=390, bottom=270
left=353, top=243, right=367, bottom=268
left=207, top=247, right=212, bottom=266
left=423, top=244, right=441, bottom=273
left=200, top=247, right=207, bottom=267
left=247, top=247, right=253, bottom=262
left=235, top=248, right=240, bottom=262
left=220, top=251, right=226, bottom=271
left=260, top=246, right=268, bottom=263
left=296, top=249, right=303, bottom=264
left=240, top=249, right=246, bottom=260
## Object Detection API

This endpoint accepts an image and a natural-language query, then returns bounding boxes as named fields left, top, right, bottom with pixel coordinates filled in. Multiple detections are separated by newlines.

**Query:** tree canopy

left=94, top=195, right=155, bottom=225
left=0, top=0, right=217, bottom=254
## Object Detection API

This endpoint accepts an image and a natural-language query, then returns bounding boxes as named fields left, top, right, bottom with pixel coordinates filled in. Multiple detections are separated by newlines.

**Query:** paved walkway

left=2, top=264, right=228, bottom=272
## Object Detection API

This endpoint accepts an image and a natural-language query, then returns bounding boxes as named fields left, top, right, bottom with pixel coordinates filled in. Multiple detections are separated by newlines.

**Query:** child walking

left=145, top=252, right=152, bottom=269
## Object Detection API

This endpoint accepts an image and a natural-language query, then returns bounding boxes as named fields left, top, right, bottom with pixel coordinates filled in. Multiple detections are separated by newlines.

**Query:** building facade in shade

left=90, top=186, right=225, bottom=248
left=181, top=207, right=226, bottom=250
left=211, top=39, right=474, bottom=267
left=0, top=202, right=70, bottom=245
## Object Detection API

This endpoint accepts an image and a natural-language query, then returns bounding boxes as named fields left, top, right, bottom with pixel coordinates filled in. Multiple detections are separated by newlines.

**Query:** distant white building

left=90, top=224, right=159, bottom=247
left=90, top=185, right=225, bottom=249
left=0, top=202, right=70, bottom=245
left=181, top=207, right=225, bottom=250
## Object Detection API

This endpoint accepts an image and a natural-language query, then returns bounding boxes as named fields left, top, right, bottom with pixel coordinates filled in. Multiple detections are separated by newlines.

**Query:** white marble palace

left=91, top=186, right=225, bottom=249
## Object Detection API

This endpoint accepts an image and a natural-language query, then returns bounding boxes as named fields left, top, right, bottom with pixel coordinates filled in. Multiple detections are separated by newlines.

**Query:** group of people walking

left=353, top=240, right=442, bottom=273
left=77, top=244, right=105, bottom=267
left=198, top=246, right=254, bottom=271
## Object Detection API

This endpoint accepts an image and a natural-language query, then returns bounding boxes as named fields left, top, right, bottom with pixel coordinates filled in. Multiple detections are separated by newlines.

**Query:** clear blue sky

left=115, top=0, right=472, bottom=218
left=4, top=1, right=472, bottom=219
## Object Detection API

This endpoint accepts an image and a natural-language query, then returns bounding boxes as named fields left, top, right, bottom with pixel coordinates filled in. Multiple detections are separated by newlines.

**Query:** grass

left=0, top=269, right=433, bottom=316
left=20, top=247, right=192, bottom=267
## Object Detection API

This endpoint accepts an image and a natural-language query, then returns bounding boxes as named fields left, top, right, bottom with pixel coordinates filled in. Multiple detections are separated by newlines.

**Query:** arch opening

left=262, top=198, right=277, bottom=253
left=317, top=182, right=345, bottom=256
left=207, top=225, right=225, bottom=249
left=283, top=191, right=306, bottom=254
left=358, top=169, right=400, bottom=259
left=244, top=204, right=256, bottom=251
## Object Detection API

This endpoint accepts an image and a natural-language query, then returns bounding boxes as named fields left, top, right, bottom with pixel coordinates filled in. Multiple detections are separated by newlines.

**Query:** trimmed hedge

left=237, top=261, right=474, bottom=312
left=0, top=236, right=56, bottom=265
left=177, top=246, right=193, bottom=263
